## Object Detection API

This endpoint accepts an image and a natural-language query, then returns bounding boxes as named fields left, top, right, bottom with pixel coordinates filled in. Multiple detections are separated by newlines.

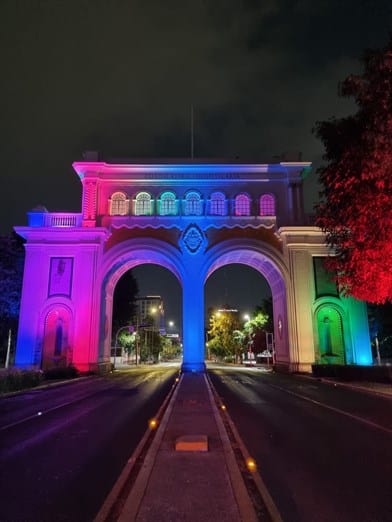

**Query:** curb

left=0, top=375, right=95, bottom=398
left=206, top=374, right=283, bottom=522
left=297, top=374, right=392, bottom=399
left=94, top=373, right=181, bottom=522
left=204, top=373, right=259, bottom=522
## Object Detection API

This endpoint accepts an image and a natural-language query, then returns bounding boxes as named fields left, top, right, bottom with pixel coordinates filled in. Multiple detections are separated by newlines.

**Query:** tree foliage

left=207, top=306, right=270, bottom=361
left=207, top=311, right=241, bottom=360
left=0, top=234, right=24, bottom=322
left=0, top=234, right=24, bottom=360
left=313, top=37, right=392, bottom=304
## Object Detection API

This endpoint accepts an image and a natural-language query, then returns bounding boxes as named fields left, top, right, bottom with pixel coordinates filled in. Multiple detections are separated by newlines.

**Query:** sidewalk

left=95, top=371, right=280, bottom=522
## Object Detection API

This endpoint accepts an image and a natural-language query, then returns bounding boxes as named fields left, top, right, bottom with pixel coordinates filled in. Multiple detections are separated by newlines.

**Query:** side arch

left=97, top=239, right=186, bottom=366
left=201, top=239, right=294, bottom=367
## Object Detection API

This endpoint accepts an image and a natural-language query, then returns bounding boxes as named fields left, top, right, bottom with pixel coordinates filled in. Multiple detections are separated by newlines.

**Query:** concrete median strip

left=175, top=434, right=209, bottom=452
left=95, top=371, right=282, bottom=521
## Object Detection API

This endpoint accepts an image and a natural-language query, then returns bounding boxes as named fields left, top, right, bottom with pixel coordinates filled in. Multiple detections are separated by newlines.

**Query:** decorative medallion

left=181, top=224, right=206, bottom=254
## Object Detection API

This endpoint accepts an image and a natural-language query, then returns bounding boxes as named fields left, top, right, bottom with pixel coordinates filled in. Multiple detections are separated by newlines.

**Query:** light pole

left=5, top=329, right=12, bottom=369
left=150, top=307, right=157, bottom=363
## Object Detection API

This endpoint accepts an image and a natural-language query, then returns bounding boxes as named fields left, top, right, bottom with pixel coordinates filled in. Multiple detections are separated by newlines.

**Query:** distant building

left=135, top=295, right=165, bottom=334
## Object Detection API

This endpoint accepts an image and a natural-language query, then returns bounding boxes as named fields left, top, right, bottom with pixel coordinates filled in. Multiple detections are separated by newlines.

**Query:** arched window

left=109, top=192, right=128, bottom=216
left=234, top=193, right=251, bottom=216
left=260, top=194, right=275, bottom=216
left=159, top=191, right=177, bottom=215
left=209, top=192, right=226, bottom=216
left=135, top=192, right=152, bottom=216
left=184, top=191, right=202, bottom=216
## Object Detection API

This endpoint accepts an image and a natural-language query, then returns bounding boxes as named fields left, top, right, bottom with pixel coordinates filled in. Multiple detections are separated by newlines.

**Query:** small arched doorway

left=42, top=306, right=72, bottom=370
left=316, top=305, right=345, bottom=364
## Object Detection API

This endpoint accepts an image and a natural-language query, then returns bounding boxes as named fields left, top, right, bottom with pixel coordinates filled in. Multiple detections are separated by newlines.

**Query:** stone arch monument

left=14, top=156, right=372, bottom=373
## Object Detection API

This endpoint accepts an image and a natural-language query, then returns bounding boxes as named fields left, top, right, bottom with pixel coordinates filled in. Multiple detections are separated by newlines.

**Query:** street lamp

left=149, top=307, right=158, bottom=363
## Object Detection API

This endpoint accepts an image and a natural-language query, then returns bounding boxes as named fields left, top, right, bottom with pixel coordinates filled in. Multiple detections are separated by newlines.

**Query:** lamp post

left=149, top=307, right=157, bottom=363
left=5, top=329, right=12, bottom=369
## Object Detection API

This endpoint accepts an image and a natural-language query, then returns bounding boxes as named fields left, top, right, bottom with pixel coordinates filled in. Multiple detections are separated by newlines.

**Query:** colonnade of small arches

left=109, top=190, right=276, bottom=217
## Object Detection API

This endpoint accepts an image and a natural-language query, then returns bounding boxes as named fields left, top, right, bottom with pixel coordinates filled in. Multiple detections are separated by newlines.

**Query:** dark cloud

left=1, top=0, right=391, bottom=232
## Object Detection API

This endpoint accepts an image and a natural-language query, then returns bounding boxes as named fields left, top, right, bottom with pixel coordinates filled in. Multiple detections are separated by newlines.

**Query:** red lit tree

left=313, top=38, right=392, bottom=304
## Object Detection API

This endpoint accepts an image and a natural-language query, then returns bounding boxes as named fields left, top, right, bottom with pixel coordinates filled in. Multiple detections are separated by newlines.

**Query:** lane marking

left=266, top=382, right=392, bottom=435
left=0, top=369, right=171, bottom=433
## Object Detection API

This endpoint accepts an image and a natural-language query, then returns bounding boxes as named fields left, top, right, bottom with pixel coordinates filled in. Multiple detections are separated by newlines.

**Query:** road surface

left=208, top=365, right=392, bottom=522
left=0, top=365, right=178, bottom=522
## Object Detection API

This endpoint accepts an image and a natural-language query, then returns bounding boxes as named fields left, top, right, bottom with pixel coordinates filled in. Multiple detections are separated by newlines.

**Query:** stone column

left=181, top=268, right=206, bottom=372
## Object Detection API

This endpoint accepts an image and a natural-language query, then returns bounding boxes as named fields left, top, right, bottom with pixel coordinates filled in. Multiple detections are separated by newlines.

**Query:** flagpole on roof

left=190, top=104, right=194, bottom=159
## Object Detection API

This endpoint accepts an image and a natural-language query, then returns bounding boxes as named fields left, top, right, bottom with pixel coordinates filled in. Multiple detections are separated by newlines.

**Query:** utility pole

left=5, top=329, right=11, bottom=368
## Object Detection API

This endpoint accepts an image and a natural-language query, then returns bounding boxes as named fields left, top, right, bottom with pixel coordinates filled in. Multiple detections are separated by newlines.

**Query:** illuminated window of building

left=209, top=192, right=226, bottom=216
left=159, top=191, right=177, bottom=215
left=259, top=194, right=275, bottom=216
left=234, top=193, right=251, bottom=216
left=109, top=192, right=128, bottom=215
left=184, top=191, right=202, bottom=216
left=135, top=192, right=152, bottom=216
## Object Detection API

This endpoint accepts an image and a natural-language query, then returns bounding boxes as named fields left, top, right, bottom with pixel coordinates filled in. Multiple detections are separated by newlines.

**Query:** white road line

left=267, top=382, right=392, bottom=435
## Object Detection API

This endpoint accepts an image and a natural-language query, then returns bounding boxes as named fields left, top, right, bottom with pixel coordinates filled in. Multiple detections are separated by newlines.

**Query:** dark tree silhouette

left=112, top=270, right=139, bottom=334
left=0, top=233, right=24, bottom=361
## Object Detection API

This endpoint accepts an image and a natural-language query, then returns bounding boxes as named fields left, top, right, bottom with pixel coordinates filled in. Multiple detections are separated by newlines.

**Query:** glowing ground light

left=246, top=458, right=257, bottom=472
left=148, top=418, right=158, bottom=430
left=175, top=377, right=180, bottom=383
left=221, top=404, right=226, bottom=411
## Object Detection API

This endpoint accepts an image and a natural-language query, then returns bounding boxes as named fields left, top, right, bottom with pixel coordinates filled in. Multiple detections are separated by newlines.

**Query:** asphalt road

left=208, top=365, right=392, bottom=522
left=0, top=365, right=178, bottom=522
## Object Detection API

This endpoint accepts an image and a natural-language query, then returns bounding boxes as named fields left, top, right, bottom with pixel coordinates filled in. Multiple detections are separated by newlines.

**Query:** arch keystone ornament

left=181, top=224, right=206, bottom=254
left=14, top=158, right=372, bottom=373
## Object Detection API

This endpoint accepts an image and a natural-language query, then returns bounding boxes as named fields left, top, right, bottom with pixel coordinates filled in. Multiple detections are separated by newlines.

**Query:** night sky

left=1, top=1, right=391, bottom=330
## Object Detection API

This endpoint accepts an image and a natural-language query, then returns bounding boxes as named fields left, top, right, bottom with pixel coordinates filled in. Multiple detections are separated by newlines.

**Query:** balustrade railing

left=28, top=212, right=83, bottom=227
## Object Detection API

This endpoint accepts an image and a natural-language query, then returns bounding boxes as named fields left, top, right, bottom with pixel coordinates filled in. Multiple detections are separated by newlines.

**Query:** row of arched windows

left=109, top=191, right=276, bottom=217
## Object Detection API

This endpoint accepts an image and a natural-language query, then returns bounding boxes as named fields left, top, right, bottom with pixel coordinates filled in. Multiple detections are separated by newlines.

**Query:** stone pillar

left=181, top=262, right=206, bottom=373
left=82, top=178, right=98, bottom=227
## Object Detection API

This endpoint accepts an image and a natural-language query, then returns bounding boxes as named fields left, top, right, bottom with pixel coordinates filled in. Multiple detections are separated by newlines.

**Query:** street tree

left=243, top=311, right=269, bottom=353
left=0, top=233, right=24, bottom=362
left=207, top=311, right=241, bottom=360
left=313, top=37, right=392, bottom=304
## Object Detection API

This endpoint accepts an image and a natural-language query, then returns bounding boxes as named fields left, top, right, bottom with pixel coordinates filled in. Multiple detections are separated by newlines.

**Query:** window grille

left=184, top=191, right=202, bottom=216
left=135, top=192, right=152, bottom=216
left=160, top=192, right=177, bottom=215
left=260, top=194, right=275, bottom=216
left=210, top=192, right=226, bottom=215
left=235, top=194, right=251, bottom=216
left=110, top=192, right=128, bottom=215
